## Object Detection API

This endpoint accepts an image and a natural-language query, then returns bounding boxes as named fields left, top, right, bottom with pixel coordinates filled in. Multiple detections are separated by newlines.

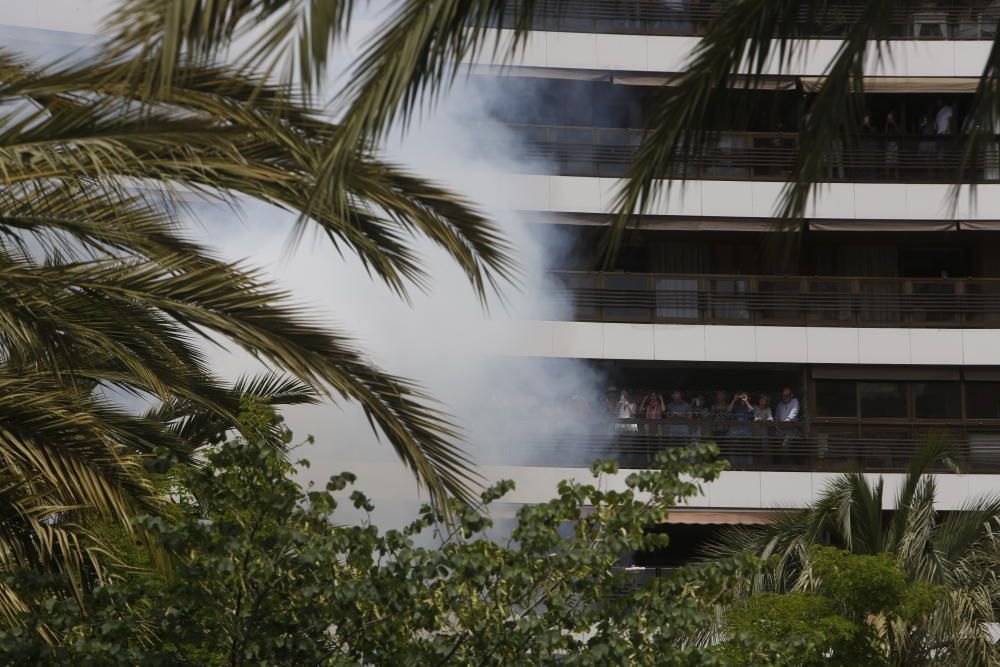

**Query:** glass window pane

left=814, top=380, right=857, bottom=417
left=603, top=275, right=652, bottom=322
left=655, top=278, right=699, bottom=320
left=859, top=382, right=907, bottom=418
left=913, top=382, right=960, bottom=420
left=966, top=382, right=1000, bottom=419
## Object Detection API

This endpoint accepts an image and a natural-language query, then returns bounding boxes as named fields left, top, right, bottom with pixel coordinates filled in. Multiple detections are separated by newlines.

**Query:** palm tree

left=704, top=442, right=1000, bottom=665
left=605, top=0, right=1000, bottom=262
left=0, top=0, right=519, bottom=614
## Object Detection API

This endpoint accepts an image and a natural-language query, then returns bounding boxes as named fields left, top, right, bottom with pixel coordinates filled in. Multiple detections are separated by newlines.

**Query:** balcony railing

left=530, top=418, right=1000, bottom=472
left=501, top=0, right=1000, bottom=39
left=507, top=125, right=1000, bottom=183
left=550, top=271, right=1000, bottom=327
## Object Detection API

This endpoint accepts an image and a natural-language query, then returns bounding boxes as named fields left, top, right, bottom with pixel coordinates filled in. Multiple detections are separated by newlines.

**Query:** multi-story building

left=461, top=1, right=1000, bottom=568
left=9, top=2, right=1000, bottom=568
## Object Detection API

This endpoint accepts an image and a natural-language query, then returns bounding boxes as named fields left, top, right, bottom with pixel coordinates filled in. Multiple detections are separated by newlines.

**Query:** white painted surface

left=472, top=30, right=994, bottom=78
left=465, top=174, right=1000, bottom=221
left=479, top=465, right=1000, bottom=510
left=514, top=321, right=1000, bottom=365
left=297, top=456, right=1000, bottom=513
left=602, top=322, right=655, bottom=359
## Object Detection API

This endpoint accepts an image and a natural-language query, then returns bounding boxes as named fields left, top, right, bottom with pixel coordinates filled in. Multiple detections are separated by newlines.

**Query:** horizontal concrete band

left=337, top=461, right=999, bottom=511
left=497, top=321, right=1000, bottom=366
left=454, top=173, right=1000, bottom=221
left=472, top=30, right=994, bottom=78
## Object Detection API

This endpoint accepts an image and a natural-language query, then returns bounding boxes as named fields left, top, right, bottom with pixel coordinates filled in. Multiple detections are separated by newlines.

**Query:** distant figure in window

left=754, top=394, right=774, bottom=421
left=691, top=393, right=708, bottom=416
left=727, top=391, right=754, bottom=464
left=776, top=387, right=802, bottom=461
left=777, top=388, right=801, bottom=422
left=727, top=391, right=753, bottom=436
left=860, top=113, right=877, bottom=135
left=640, top=391, right=665, bottom=420
left=884, top=111, right=900, bottom=177
left=616, top=391, right=638, bottom=433
left=639, top=391, right=665, bottom=436
left=859, top=113, right=877, bottom=178
left=690, top=393, right=708, bottom=440
left=710, top=390, right=730, bottom=437
left=935, top=98, right=955, bottom=136
left=666, top=390, right=692, bottom=439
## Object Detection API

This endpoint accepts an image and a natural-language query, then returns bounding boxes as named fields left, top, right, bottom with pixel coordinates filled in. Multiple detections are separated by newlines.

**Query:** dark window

left=913, top=382, right=960, bottom=420
left=966, top=382, right=1000, bottom=420
left=859, top=382, right=907, bottom=418
left=814, top=380, right=857, bottom=417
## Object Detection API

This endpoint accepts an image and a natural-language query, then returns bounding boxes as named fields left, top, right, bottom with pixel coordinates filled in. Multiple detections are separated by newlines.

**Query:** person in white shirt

left=935, top=98, right=954, bottom=136
left=775, top=388, right=801, bottom=461
left=776, top=388, right=800, bottom=422
left=616, top=391, right=638, bottom=433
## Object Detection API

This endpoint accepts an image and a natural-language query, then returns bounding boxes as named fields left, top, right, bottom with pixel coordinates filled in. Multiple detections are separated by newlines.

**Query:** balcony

left=530, top=418, right=1000, bottom=472
left=501, top=0, right=1000, bottom=39
left=506, top=125, right=1000, bottom=183
left=550, top=271, right=1000, bottom=327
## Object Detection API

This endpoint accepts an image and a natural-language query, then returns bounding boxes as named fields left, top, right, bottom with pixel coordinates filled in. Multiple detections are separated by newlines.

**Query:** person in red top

left=641, top=391, right=665, bottom=420
left=639, top=391, right=665, bottom=435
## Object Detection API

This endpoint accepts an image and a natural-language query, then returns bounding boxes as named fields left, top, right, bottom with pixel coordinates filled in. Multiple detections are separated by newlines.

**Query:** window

left=814, top=380, right=857, bottom=417
left=913, top=382, right=960, bottom=420
left=966, top=382, right=1000, bottom=420
left=859, top=382, right=907, bottom=418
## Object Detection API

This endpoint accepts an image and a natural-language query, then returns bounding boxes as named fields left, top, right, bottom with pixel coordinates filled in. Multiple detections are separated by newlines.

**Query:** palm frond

left=103, top=0, right=355, bottom=94
left=606, top=0, right=899, bottom=266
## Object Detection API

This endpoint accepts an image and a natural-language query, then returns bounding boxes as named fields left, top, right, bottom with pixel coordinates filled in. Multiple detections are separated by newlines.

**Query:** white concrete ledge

left=473, top=30, right=993, bottom=78
left=457, top=173, right=1000, bottom=221
left=486, top=465, right=1000, bottom=510
left=500, top=321, right=1000, bottom=366
left=312, top=461, right=1000, bottom=512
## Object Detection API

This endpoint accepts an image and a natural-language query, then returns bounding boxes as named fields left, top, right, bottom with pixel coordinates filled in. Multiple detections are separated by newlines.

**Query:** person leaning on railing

left=776, top=387, right=803, bottom=463
left=665, top=390, right=693, bottom=441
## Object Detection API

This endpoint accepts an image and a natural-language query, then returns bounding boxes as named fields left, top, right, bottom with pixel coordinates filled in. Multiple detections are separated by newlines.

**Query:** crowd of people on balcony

left=593, top=386, right=802, bottom=438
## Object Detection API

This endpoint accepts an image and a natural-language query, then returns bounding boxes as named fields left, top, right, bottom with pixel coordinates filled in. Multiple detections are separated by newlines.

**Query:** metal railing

left=550, top=271, right=1000, bottom=327
left=501, top=0, right=1000, bottom=39
left=506, top=125, right=1000, bottom=183
left=527, top=419, right=1000, bottom=472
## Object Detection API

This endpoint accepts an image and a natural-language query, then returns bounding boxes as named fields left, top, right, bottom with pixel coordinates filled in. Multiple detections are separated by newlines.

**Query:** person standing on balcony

left=776, top=387, right=802, bottom=462
left=754, top=393, right=775, bottom=458
left=776, top=388, right=800, bottom=422
left=690, top=393, right=708, bottom=441
left=616, top=391, right=638, bottom=433
left=666, top=390, right=692, bottom=440
left=884, top=110, right=900, bottom=178
left=710, top=390, right=730, bottom=438
left=640, top=391, right=665, bottom=420
left=860, top=113, right=878, bottom=178
left=639, top=391, right=665, bottom=436
left=754, top=394, right=774, bottom=422
left=727, top=391, right=754, bottom=464
left=935, top=98, right=955, bottom=136
left=727, top=392, right=753, bottom=432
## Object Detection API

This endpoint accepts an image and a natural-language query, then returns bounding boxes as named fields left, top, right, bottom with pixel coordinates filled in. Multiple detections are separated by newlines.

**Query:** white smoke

left=196, top=71, right=613, bottom=526
left=0, top=5, right=614, bottom=527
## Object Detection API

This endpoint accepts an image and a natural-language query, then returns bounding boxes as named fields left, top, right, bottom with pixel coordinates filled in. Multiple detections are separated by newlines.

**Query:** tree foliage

left=707, top=441, right=1000, bottom=665
left=0, top=405, right=752, bottom=665
left=719, top=547, right=944, bottom=666
left=0, top=0, right=525, bottom=605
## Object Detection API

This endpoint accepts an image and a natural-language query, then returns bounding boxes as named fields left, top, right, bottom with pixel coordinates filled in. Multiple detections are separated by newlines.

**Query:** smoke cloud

left=196, top=71, right=612, bottom=525
left=0, top=7, right=614, bottom=527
